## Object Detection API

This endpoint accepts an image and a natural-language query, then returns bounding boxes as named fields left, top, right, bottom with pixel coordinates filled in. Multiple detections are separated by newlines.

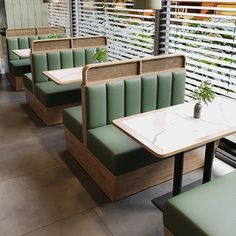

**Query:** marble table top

left=43, top=67, right=83, bottom=85
left=113, top=96, right=236, bottom=158
left=12, top=49, right=30, bottom=58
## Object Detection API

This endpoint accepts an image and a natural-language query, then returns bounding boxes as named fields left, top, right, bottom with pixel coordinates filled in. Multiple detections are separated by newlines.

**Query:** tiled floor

left=0, top=73, right=234, bottom=236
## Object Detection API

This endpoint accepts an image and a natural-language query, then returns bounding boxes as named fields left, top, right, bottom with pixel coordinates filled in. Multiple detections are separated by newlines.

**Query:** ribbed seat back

left=85, top=70, right=186, bottom=129
left=7, top=35, right=65, bottom=61
left=32, top=47, right=108, bottom=83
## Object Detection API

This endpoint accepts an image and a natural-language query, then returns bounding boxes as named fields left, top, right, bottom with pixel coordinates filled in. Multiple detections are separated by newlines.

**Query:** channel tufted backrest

left=85, top=70, right=186, bottom=129
left=6, top=35, right=63, bottom=61
left=32, top=47, right=108, bottom=83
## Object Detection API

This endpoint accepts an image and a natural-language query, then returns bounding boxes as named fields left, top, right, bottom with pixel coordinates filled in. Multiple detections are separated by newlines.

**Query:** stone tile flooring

left=0, top=73, right=234, bottom=236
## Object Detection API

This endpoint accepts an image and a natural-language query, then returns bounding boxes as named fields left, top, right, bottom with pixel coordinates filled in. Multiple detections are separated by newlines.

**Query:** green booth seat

left=7, top=35, right=65, bottom=74
left=34, top=81, right=81, bottom=107
left=163, top=170, right=236, bottom=236
left=9, top=59, right=31, bottom=76
left=23, top=73, right=33, bottom=93
left=88, top=124, right=160, bottom=176
left=63, top=106, right=83, bottom=142
left=63, top=70, right=186, bottom=176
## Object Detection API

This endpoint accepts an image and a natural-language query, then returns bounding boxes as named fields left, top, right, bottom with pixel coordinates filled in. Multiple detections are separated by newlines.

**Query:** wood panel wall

left=5, top=0, right=48, bottom=28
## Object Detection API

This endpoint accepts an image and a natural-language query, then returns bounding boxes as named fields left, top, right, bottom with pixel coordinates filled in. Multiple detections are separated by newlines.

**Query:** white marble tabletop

left=43, top=67, right=83, bottom=85
left=12, top=49, right=30, bottom=58
left=113, top=96, right=236, bottom=158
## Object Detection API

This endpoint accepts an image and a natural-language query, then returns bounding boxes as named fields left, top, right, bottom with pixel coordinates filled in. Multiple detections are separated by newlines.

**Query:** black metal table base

left=152, top=141, right=217, bottom=211
left=152, top=179, right=202, bottom=211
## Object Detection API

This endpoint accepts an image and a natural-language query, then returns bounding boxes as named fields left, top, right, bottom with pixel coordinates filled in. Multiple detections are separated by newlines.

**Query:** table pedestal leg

left=152, top=141, right=217, bottom=211
left=173, top=152, right=184, bottom=196
left=203, top=141, right=216, bottom=184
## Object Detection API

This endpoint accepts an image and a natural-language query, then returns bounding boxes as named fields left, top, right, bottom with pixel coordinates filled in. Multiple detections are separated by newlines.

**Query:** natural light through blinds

left=160, top=0, right=236, bottom=101
left=72, top=0, right=155, bottom=60
left=48, top=0, right=71, bottom=36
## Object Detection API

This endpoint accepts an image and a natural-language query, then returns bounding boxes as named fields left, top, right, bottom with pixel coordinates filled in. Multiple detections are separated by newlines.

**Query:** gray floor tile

left=94, top=169, right=203, bottom=236
left=23, top=210, right=112, bottom=236
left=0, top=103, right=36, bottom=145
left=0, top=136, right=61, bottom=181
left=0, top=166, right=97, bottom=236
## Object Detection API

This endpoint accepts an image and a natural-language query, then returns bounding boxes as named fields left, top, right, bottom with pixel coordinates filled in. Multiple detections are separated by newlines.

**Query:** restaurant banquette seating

left=6, top=26, right=66, bottom=91
left=63, top=54, right=204, bottom=201
left=24, top=36, right=108, bottom=126
left=163, top=170, right=236, bottom=236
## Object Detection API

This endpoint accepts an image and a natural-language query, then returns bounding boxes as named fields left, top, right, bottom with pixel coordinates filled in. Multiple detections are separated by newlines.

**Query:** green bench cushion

left=35, top=81, right=81, bottom=107
left=23, top=73, right=33, bottom=93
left=163, top=171, right=236, bottom=236
left=87, top=124, right=160, bottom=176
left=63, top=106, right=83, bottom=142
left=9, top=59, right=31, bottom=76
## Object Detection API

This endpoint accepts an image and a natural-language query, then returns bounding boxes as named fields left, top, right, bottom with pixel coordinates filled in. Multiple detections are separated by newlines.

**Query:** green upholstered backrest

left=32, top=47, right=108, bottom=83
left=7, top=36, right=46, bottom=60
left=85, top=70, right=186, bottom=129
left=6, top=35, right=65, bottom=61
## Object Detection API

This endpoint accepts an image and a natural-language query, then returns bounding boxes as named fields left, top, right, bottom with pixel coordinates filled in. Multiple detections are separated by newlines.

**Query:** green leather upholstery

left=47, top=51, right=61, bottom=70
left=35, top=81, right=81, bottom=107
left=32, top=53, right=48, bottom=83
left=86, top=83, right=107, bottom=129
left=82, top=70, right=186, bottom=175
left=85, top=48, right=97, bottom=64
left=63, top=106, right=83, bottom=142
left=38, top=35, right=48, bottom=40
left=141, top=74, right=158, bottom=112
left=28, top=36, right=38, bottom=46
left=7, top=35, right=65, bottom=77
left=163, top=171, right=236, bottom=236
left=32, top=47, right=108, bottom=83
left=7, top=38, right=19, bottom=60
left=18, top=37, right=29, bottom=49
left=107, top=80, right=125, bottom=124
left=73, top=49, right=86, bottom=67
left=125, top=77, right=142, bottom=116
left=23, top=73, right=33, bottom=93
left=7, top=36, right=49, bottom=61
left=61, top=50, right=73, bottom=69
left=87, top=124, right=160, bottom=175
left=157, top=72, right=172, bottom=109
left=9, top=59, right=31, bottom=76
left=171, top=70, right=187, bottom=105
left=85, top=70, right=186, bottom=129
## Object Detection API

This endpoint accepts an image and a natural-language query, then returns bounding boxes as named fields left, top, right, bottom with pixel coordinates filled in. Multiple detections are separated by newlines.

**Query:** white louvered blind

left=72, top=0, right=155, bottom=60
left=160, top=0, right=236, bottom=101
left=48, top=0, right=71, bottom=36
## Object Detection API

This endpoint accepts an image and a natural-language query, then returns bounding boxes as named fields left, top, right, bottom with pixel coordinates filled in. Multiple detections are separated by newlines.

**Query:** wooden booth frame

left=64, top=54, right=204, bottom=201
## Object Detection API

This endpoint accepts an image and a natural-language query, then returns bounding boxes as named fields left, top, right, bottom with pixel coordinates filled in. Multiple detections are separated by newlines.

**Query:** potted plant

left=192, top=80, right=215, bottom=118
left=93, top=48, right=107, bottom=63
left=48, top=34, right=60, bottom=39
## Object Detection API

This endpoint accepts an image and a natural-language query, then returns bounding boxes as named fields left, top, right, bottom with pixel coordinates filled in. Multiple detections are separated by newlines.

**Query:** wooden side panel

left=83, top=54, right=185, bottom=85
left=31, top=36, right=105, bottom=53
left=31, top=38, right=71, bottom=52
left=142, top=55, right=185, bottom=74
left=9, top=73, right=24, bottom=91
left=84, top=61, right=140, bottom=84
left=25, top=89, right=80, bottom=126
left=37, top=26, right=66, bottom=35
left=6, top=28, right=37, bottom=37
left=73, top=37, right=107, bottom=48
